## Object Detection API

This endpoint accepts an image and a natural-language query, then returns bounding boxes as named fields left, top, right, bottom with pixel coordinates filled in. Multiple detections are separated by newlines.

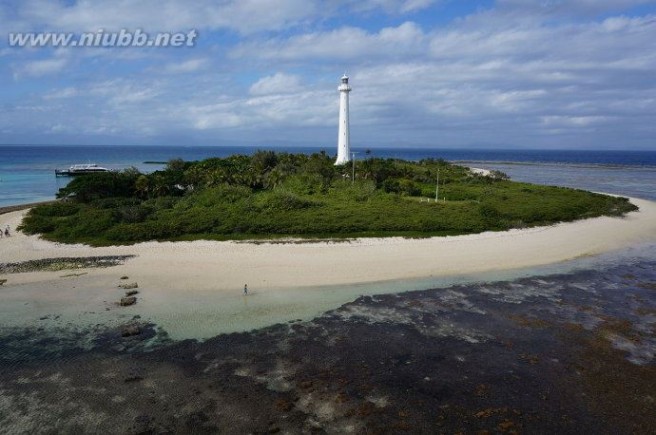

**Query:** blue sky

left=1, top=0, right=656, bottom=150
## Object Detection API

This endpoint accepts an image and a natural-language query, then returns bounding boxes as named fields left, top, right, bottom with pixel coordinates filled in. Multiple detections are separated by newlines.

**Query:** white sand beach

left=2, top=197, right=656, bottom=339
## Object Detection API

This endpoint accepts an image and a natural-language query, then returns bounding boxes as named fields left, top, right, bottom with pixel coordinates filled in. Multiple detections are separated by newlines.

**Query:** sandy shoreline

left=3, top=197, right=656, bottom=287
left=2, top=197, right=656, bottom=339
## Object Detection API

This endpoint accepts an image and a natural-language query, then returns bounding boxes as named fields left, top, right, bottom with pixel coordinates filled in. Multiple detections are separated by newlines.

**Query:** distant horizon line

left=1, top=143, right=655, bottom=152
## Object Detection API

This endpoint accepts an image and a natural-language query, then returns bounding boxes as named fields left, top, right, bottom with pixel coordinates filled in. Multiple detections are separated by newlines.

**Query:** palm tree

left=264, top=166, right=289, bottom=189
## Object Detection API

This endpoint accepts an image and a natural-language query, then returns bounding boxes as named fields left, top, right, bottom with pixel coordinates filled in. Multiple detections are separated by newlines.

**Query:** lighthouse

left=335, top=74, right=351, bottom=165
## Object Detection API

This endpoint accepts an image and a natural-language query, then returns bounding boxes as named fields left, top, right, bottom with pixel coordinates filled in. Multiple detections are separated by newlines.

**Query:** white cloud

left=12, top=0, right=317, bottom=34
left=249, top=73, right=302, bottom=95
left=49, top=123, right=66, bottom=132
left=43, top=87, right=78, bottom=99
left=232, top=21, right=427, bottom=60
left=87, top=79, right=160, bottom=105
left=541, top=115, right=612, bottom=127
left=399, top=0, right=436, bottom=13
left=163, top=58, right=209, bottom=74
left=344, top=0, right=439, bottom=13
left=187, top=88, right=335, bottom=130
left=15, top=56, right=67, bottom=77
left=188, top=102, right=246, bottom=129
left=9, top=0, right=435, bottom=36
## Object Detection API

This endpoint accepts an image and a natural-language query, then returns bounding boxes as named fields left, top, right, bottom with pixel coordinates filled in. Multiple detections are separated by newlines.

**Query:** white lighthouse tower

left=335, top=74, right=352, bottom=165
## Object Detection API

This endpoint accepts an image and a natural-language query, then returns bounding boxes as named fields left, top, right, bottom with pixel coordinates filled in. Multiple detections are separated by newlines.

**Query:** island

left=19, top=151, right=637, bottom=245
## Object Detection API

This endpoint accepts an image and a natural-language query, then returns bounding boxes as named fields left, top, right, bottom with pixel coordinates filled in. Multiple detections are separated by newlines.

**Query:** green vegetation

left=19, top=151, right=638, bottom=246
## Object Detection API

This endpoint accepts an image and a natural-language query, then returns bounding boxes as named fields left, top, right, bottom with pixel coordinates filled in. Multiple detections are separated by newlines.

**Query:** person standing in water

left=244, top=284, right=248, bottom=295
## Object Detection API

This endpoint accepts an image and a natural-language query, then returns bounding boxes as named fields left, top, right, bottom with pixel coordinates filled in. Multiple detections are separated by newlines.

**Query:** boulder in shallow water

left=119, top=282, right=138, bottom=290
left=121, top=324, right=141, bottom=337
left=120, top=296, right=137, bottom=306
left=125, top=290, right=139, bottom=296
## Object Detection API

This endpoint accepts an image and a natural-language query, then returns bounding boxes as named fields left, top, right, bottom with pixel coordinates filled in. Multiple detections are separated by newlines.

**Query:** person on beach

left=244, top=284, right=248, bottom=295
left=4, top=226, right=9, bottom=237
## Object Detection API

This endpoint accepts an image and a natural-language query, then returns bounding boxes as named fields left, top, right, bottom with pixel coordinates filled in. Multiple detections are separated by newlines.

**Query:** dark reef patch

left=0, top=255, right=136, bottom=274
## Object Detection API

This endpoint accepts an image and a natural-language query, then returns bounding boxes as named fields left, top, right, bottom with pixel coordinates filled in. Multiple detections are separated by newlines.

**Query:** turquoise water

left=460, top=160, right=656, bottom=201
left=1, top=145, right=656, bottom=206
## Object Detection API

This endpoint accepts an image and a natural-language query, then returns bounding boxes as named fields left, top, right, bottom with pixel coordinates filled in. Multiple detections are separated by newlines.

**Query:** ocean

left=1, top=145, right=656, bottom=207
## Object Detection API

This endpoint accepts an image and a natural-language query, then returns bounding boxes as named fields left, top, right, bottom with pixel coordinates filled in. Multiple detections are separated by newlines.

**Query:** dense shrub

left=262, top=190, right=322, bottom=211
left=114, top=204, right=153, bottom=224
left=28, top=201, right=80, bottom=217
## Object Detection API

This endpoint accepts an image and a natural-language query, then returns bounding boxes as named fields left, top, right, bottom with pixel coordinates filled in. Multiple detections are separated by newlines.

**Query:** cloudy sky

left=1, top=0, right=655, bottom=150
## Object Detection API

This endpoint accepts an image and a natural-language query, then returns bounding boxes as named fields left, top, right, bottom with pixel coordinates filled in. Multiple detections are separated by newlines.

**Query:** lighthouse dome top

left=341, top=74, right=349, bottom=84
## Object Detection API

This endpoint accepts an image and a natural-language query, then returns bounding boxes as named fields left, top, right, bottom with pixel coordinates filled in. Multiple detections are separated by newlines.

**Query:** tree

left=490, top=170, right=510, bottom=181
left=265, top=164, right=294, bottom=189
left=304, top=152, right=335, bottom=190
left=57, top=170, right=140, bottom=202
left=166, top=158, right=186, bottom=173
left=135, top=175, right=150, bottom=199
left=361, top=158, right=394, bottom=187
